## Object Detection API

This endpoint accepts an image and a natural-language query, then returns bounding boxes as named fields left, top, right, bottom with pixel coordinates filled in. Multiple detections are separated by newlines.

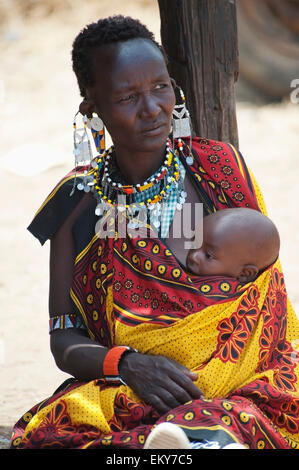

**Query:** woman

left=11, top=16, right=299, bottom=449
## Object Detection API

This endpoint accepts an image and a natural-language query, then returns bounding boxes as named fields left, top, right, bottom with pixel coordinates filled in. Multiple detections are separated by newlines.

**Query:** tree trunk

left=237, top=0, right=299, bottom=100
left=158, top=0, right=239, bottom=148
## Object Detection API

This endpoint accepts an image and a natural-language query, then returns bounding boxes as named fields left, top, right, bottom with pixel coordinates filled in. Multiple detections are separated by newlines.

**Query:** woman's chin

left=141, top=131, right=170, bottom=150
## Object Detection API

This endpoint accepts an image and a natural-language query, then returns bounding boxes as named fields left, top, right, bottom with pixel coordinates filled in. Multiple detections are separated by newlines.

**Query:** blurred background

left=0, top=0, right=298, bottom=446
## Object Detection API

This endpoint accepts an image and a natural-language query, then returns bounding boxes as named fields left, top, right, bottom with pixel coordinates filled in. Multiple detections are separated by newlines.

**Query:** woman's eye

left=154, top=83, right=168, bottom=90
left=205, top=252, right=213, bottom=260
left=120, top=94, right=136, bottom=103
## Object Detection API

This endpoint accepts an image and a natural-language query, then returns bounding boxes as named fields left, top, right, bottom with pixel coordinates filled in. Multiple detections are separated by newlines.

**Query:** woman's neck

left=113, top=144, right=166, bottom=185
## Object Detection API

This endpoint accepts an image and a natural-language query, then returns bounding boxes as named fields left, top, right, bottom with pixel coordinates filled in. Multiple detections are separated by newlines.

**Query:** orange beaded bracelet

left=103, top=346, right=137, bottom=385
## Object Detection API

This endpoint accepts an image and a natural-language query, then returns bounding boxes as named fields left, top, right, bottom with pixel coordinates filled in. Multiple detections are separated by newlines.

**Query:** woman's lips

left=141, top=123, right=166, bottom=136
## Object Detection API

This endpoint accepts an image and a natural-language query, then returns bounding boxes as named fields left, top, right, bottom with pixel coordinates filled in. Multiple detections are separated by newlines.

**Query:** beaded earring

left=72, top=111, right=92, bottom=165
left=172, top=87, right=192, bottom=139
left=86, top=112, right=106, bottom=154
left=172, top=86, right=194, bottom=165
left=70, top=111, right=94, bottom=196
left=172, top=87, right=194, bottom=166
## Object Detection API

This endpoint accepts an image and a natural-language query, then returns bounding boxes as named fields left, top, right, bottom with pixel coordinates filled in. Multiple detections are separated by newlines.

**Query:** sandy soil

left=0, top=0, right=298, bottom=448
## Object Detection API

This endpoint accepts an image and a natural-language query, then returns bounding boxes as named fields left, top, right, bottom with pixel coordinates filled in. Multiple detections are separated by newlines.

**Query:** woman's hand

left=119, top=352, right=203, bottom=415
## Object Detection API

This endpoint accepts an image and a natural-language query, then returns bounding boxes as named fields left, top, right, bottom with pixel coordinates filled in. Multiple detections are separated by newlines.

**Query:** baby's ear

left=237, top=265, right=259, bottom=284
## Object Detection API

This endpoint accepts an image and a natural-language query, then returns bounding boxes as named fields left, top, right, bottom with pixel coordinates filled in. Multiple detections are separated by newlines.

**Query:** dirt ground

left=0, top=0, right=298, bottom=449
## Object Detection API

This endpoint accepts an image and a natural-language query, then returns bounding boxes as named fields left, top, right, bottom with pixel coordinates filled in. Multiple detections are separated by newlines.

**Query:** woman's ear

left=237, top=265, right=259, bottom=284
left=79, top=99, right=95, bottom=118
left=170, top=78, right=177, bottom=91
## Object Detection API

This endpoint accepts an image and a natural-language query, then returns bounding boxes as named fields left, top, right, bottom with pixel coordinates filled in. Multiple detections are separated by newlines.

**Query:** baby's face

left=186, top=214, right=244, bottom=278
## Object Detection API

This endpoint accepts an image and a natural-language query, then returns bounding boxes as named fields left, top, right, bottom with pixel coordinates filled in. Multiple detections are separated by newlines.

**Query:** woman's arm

left=50, top=328, right=109, bottom=381
left=48, top=193, right=108, bottom=380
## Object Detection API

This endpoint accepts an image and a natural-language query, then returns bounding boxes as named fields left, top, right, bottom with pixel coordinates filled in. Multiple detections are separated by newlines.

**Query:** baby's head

left=186, top=208, right=280, bottom=284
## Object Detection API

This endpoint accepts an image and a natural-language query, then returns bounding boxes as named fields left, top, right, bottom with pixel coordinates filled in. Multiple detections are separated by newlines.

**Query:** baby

left=186, top=207, right=280, bottom=284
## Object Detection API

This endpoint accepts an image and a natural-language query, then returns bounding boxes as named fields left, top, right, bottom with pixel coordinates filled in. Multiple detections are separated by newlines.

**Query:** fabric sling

left=11, top=138, right=299, bottom=449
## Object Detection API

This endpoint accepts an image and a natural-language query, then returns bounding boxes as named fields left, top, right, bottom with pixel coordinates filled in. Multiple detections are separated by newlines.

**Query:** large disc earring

left=86, top=112, right=106, bottom=154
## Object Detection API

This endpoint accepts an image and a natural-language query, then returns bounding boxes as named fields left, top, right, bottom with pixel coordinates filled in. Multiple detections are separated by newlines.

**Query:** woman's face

left=87, top=38, right=176, bottom=153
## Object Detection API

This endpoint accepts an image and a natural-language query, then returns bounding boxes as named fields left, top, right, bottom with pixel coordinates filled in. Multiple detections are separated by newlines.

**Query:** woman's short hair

left=72, top=15, right=166, bottom=98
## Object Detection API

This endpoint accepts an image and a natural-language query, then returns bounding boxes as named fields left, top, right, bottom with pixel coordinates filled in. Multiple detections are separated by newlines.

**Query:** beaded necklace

left=89, top=139, right=188, bottom=235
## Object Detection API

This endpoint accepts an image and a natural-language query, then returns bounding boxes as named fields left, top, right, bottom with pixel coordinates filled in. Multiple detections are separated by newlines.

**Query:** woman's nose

left=139, top=93, right=160, bottom=119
